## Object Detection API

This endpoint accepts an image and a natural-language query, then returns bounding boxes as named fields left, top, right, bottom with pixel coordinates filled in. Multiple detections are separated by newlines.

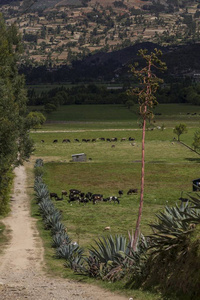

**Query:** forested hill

left=20, top=42, right=200, bottom=84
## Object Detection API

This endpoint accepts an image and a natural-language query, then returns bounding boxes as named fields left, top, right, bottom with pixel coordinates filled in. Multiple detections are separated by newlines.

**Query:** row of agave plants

left=34, top=159, right=200, bottom=299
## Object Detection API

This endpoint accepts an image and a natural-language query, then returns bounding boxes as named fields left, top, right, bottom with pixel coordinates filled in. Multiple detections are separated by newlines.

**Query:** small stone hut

left=72, top=153, right=87, bottom=162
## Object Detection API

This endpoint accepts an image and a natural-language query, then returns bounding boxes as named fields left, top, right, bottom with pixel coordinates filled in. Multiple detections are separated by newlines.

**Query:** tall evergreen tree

left=0, top=14, right=34, bottom=215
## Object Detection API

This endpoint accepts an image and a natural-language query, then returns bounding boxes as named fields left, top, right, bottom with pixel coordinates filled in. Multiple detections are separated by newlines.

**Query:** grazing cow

left=74, top=138, right=79, bottom=142
left=86, top=139, right=90, bottom=142
left=92, top=194, right=103, bottom=204
left=69, top=189, right=81, bottom=194
left=121, top=138, right=126, bottom=141
left=118, top=190, right=123, bottom=197
left=68, top=195, right=80, bottom=203
left=62, top=139, right=70, bottom=143
left=99, top=137, right=105, bottom=141
left=128, top=137, right=135, bottom=141
left=82, top=138, right=87, bottom=142
left=79, top=197, right=89, bottom=204
left=53, top=139, right=58, bottom=143
left=127, top=188, right=138, bottom=195
left=41, top=140, right=45, bottom=143
left=111, top=145, right=115, bottom=148
left=61, top=190, right=68, bottom=197
left=109, top=196, right=120, bottom=204
left=92, top=139, right=96, bottom=142
left=111, top=137, right=117, bottom=142
left=50, top=192, right=58, bottom=199
left=86, top=192, right=93, bottom=201
left=106, top=138, right=111, bottom=142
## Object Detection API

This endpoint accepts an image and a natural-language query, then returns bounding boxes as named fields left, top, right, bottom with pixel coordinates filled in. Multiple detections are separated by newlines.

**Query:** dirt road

left=0, top=165, right=128, bottom=300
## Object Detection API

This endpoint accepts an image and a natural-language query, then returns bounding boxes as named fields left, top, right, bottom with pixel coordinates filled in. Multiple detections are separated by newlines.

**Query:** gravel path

left=0, top=165, right=128, bottom=300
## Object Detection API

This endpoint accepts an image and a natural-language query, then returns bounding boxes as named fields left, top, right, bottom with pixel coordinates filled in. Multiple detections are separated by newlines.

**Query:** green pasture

left=32, top=104, right=200, bottom=130
left=29, top=103, right=200, bottom=299
left=30, top=103, right=200, bottom=248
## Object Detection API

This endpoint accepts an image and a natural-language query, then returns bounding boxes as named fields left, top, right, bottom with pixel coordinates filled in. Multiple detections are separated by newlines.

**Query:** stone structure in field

left=72, top=153, right=86, bottom=162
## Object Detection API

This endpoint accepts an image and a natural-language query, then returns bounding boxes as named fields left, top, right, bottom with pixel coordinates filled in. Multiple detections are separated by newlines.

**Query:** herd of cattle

left=50, top=188, right=138, bottom=205
left=41, top=137, right=136, bottom=143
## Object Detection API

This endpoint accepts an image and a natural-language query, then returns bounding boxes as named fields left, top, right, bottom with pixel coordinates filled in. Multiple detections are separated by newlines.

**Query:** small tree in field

left=192, top=130, right=200, bottom=151
left=128, top=48, right=166, bottom=250
left=26, top=112, right=46, bottom=129
left=173, top=123, right=187, bottom=141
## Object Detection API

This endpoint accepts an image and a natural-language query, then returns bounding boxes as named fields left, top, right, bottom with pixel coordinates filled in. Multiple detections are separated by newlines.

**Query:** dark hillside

left=20, top=42, right=200, bottom=83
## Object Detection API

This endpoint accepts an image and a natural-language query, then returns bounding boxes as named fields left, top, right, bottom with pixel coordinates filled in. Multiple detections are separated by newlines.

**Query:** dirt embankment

left=0, top=165, right=128, bottom=300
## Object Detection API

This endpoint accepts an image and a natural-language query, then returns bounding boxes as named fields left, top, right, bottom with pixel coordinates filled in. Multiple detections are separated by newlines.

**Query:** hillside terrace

left=1, top=1, right=200, bottom=65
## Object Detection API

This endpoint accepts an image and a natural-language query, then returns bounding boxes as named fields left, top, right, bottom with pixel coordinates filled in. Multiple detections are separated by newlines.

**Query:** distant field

left=30, top=104, right=200, bottom=130
left=30, top=103, right=200, bottom=249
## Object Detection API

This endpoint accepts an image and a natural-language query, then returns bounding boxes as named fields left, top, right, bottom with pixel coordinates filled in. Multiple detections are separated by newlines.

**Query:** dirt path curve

left=0, top=165, right=128, bottom=300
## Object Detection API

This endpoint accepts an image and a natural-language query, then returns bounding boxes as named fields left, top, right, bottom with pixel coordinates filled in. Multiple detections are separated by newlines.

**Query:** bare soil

left=0, top=165, right=128, bottom=300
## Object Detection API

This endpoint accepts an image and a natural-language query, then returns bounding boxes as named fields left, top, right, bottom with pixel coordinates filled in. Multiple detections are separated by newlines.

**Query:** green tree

left=192, top=130, right=200, bottom=151
left=125, top=99, right=134, bottom=109
left=129, top=48, right=166, bottom=250
left=26, top=112, right=46, bottom=129
left=0, top=15, right=33, bottom=215
left=173, top=123, right=187, bottom=141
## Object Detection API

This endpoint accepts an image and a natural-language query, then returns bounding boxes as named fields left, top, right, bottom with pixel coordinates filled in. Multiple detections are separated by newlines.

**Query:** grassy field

left=31, top=103, right=200, bottom=128
left=29, top=103, right=200, bottom=299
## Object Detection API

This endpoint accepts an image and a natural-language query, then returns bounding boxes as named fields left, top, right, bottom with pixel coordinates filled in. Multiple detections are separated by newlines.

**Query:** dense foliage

left=0, top=15, right=33, bottom=214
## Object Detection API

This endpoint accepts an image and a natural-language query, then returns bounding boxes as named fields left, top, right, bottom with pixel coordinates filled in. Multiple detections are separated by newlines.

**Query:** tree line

left=0, top=15, right=33, bottom=215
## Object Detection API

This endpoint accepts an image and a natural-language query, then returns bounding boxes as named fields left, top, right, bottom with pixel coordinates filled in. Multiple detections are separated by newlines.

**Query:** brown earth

left=0, top=165, right=129, bottom=300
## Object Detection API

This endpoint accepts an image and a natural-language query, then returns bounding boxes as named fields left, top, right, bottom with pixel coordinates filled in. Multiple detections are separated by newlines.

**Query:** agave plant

left=34, top=185, right=49, bottom=204
left=89, top=234, right=128, bottom=264
left=38, top=198, right=56, bottom=219
left=50, top=221, right=66, bottom=236
left=56, top=243, right=84, bottom=261
left=43, top=211, right=62, bottom=230
left=80, top=234, right=129, bottom=279
left=34, top=159, right=44, bottom=168
left=52, top=232, right=71, bottom=248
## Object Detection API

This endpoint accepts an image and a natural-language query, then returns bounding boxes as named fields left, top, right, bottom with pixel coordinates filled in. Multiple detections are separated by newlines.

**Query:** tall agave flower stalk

left=128, top=49, right=166, bottom=250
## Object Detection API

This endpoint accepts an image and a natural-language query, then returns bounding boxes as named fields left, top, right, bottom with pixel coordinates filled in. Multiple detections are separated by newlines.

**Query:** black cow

left=50, top=192, right=58, bottom=199
left=118, top=190, right=123, bottom=197
left=68, top=195, right=80, bottom=203
left=74, top=138, right=79, bottom=142
left=127, top=189, right=138, bottom=195
left=69, top=189, right=81, bottom=195
left=128, top=137, right=135, bottom=141
left=53, top=139, right=58, bottom=143
left=62, top=139, right=70, bottom=143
